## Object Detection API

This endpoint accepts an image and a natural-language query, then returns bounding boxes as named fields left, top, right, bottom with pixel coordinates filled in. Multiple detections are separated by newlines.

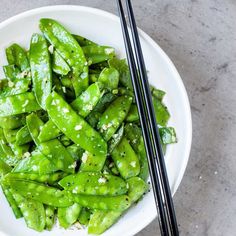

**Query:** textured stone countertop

left=0, top=0, right=235, bottom=235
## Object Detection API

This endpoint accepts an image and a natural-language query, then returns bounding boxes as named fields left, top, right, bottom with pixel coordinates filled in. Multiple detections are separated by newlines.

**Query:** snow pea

left=108, top=124, right=124, bottom=154
left=39, top=139, right=75, bottom=173
left=88, top=177, right=147, bottom=235
left=5, top=43, right=30, bottom=71
left=10, top=142, right=29, bottom=159
left=97, top=96, right=132, bottom=141
left=3, top=128, right=18, bottom=143
left=82, top=46, right=115, bottom=65
left=29, top=33, right=52, bottom=109
left=78, top=208, right=91, bottom=226
left=46, top=91, right=107, bottom=157
left=159, top=127, right=177, bottom=144
left=13, top=151, right=58, bottom=174
left=26, top=113, right=44, bottom=146
left=38, top=119, right=62, bottom=142
left=59, top=172, right=128, bottom=196
left=1, top=185, right=22, bottom=218
left=72, top=194, right=130, bottom=211
left=45, top=205, right=55, bottom=230
left=89, top=73, right=99, bottom=83
left=108, top=58, right=133, bottom=90
left=86, top=111, right=101, bottom=129
left=0, top=159, right=12, bottom=177
left=0, top=92, right=41, bottom=117
left=152, top=96, right=170, bottom=126
left=98, top=67, right=119, bottom=91
left=6, top=172, right=66, bottom=185
left=124, top=123, right=149, bottom=181
left=66, top=144, right=84, bottom=161
left=3, top=65, right=21, bottom=80
left=111, top=137, right=140, bottom=179
left=151, top=86, right=166, bottom=101
left=0, top=115, right=24, bottom=129
left=40, top=19, right=88, bottom=97
left=52, top=49, right=71, bottom=75
left=4, top=177, right=73, bottom=207
left=58, top=203, right=82, bottom=229
left=0, top=77, right=31, bottom=99
left=70, top=82, right=102, bottom=117
left=73, top=34, right=97, bottom=46
left=12, top=192, right=45, bottom=231
left=59, top=135, right=72, bottom=147
left=126, top=104, right=139, bottom=122
left=15, top=125, right=32, bottom=145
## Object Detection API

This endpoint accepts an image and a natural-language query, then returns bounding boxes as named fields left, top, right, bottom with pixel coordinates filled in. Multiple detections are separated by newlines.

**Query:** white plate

left=0, top=5, right=192, bottom=236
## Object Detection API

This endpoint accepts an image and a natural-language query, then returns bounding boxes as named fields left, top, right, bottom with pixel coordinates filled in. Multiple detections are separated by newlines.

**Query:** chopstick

left=116, top=1, right=179, bottom=235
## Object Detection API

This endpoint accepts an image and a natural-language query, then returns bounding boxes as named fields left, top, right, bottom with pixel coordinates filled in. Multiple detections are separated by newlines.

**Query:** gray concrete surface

left=0, top=0, right=235, bottom=235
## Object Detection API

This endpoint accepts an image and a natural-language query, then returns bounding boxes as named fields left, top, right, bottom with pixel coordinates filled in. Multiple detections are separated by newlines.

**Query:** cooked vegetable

left=0, top=18, right=176, bottom=234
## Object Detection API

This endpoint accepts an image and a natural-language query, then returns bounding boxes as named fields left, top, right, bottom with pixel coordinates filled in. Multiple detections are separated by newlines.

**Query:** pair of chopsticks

left=116, top=1, right=179, bottom=235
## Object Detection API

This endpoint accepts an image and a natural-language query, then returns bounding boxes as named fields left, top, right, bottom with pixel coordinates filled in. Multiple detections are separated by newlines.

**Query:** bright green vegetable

left=153, top=96, right=170, bottom=126
left=0, top=92, right=41, bottom=117
left=126, top=104, right=139, bottom=122
left=59, top=172, right=128, bottom=196
left=40, top=18, right=88, bottom=97
left=82, top=45, right=115, bottom=65
left=72, top=194, right=131, bottom=211
left=97, top=96, right=132, bottom=141
left=4, top=177, right=73, bottom=207
left=108, top=124, right=124, bottom=154
left=78, top=208, right=91, bottom=226
left=12, top=192, right=45, bottom=231
left=15, top=125, right=33, bottom=145
left=71, top=82, right=102, bottom=117
left=111, top=137, right=140, bottom=179
left=66, top=144, right=84, bottom=161
left=30, top=33, right=52, bottom=109
left=58, top=203, right=82, bottom=229
left=0, top=115, right=24, bottom=129
left=52, top=49, right=71, bottom=75
left=159, top=127, right=177, bottom=144
left=46, top=91, right=107, bottom=157
left=3, top=128, right=18, bottom=143
left=73, top=34, right=97, bottom=46
left=98, top=67, right=119, bottom=91
left=38, top=119, right=61, bottom=142
left=45, top=205, right=55, bottom=230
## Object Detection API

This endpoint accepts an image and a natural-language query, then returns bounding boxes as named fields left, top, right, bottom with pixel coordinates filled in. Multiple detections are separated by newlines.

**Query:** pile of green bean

left=0, top=19, right=177, bottom=234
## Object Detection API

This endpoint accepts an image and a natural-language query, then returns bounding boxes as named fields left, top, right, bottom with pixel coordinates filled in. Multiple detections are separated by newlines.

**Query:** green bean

left=1, top=185, right=22, bottom=218
left=0, top=115, right=24, bottom=129
left=45, top=205, right=55, bottom=230
left=52, top=49, right=71, bottom=75
left=159, top=127, right=177, bottom=144
left=12, top=192, right=45, bottom=231
left=46, top=91, right=107, bottom=157
left=108, top=124, right=124, bottom=154
left=98, top=68, right=119, bottom=91
left=15, top=125, right=32, bottom=145
left=58, top=203, right=82, bottom=229
left=66, top=144, right=84, bottom=161
left=38, top=119, right=62, bottom=142
left=0, top=92, right=41, bottom=117
left=111, top=137, right=140, bottom=179
left=29, top=33, right=52, bottom=109
left=73, top=34, right=97, bottom=46
left=88, top=177, right=147, bottom=234
left=5, top=43, right=30, bottom=71
left=3, top=177, right=73, bottom=207
left=124, top=123, right=148, bottom=181
left=13, top=150, right=58, bottom=174
left=78, top=208, right=91, bottom=226
left=59, top=172, right=128, bottom=196
left=40, top=19, right=88, bottom=97
left=108, top=58, right=133, bottom=90
left=72, top=194, right=130, bottom=211
left=71, top=82, right=102, bottom=117
left=97, top=96, right=132, bottom=141
left=6, top=172, right=66, bottom=185
left=82, top=46, right=115, bottom=64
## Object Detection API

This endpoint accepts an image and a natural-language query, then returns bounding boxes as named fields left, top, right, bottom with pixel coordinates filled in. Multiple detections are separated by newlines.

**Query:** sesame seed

left=75, top=125, right=82, bottom=131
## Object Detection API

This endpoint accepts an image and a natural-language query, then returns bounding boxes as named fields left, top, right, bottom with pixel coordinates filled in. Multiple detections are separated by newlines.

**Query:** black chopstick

left=116, top=1, right=179, bottom=235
